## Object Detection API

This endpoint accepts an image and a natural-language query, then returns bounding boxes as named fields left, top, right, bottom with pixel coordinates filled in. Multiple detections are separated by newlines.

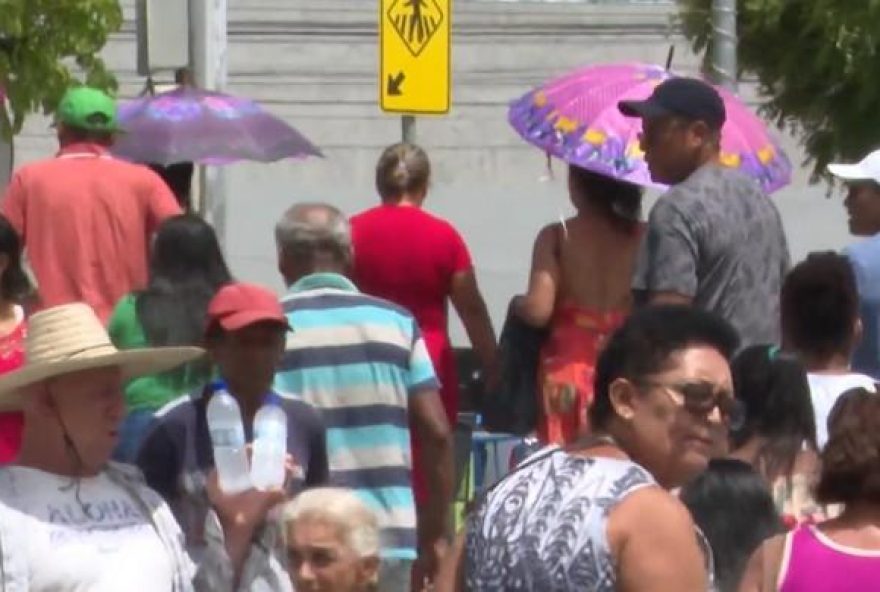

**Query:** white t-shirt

left=807, top=373, right=876, bottom=449
left=0, top=466, right=176, bottom=591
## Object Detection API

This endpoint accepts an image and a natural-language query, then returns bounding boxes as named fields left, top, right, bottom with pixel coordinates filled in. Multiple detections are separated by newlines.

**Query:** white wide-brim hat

left=0, top=302, right=204, bottom=410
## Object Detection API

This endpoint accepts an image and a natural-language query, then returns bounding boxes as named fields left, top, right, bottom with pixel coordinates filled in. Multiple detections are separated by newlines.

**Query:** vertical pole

left=402, top=115, right=416, bottom=144
left=0, top=89, right=13, bottom=190
left=710, top=0, right=738, bottom=92
left=190, top=0, right=229, bottom=245
left=0, top=137, right=11, bottom=190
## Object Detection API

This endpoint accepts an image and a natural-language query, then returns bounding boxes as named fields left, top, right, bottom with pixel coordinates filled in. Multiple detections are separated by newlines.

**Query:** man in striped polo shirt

left=273, top=203, right=453, bottom=592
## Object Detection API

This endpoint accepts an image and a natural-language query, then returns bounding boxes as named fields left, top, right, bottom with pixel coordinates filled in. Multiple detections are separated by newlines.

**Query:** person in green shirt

left=109, top=214, right=232, bottom=461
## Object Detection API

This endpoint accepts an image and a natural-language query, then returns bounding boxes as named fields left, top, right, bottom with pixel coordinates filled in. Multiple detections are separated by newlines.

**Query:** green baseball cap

left=56, top=87, right=121, bottom=133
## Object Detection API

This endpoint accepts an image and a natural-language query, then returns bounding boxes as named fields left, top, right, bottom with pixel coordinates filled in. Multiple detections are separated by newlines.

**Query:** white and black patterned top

left=464, top=448, right=656, bottom=591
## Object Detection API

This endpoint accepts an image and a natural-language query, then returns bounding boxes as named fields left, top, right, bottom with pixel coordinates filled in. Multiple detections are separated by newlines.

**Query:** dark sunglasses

left=638, top=380, right=746, bottom=430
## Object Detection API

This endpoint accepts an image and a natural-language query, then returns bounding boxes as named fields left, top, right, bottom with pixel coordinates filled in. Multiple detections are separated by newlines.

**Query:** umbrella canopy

left=508, top=63, right=792, bottom=193
left=112, top=87, right=322, bottom=166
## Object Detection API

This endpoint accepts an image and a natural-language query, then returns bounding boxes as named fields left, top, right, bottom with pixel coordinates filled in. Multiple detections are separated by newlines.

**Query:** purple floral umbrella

left=111, top=87, right=322, bottom=166
left=508, top=62, right=792, bottom=193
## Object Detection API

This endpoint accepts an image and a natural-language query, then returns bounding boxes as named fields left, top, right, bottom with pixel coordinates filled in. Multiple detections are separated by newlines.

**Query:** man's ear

left=608, top=377, right=640, bottom=422
left=23, top=382, right=56, bottom=419
left=854, top=317, right=864, bottom=348
left=277, top=247, right=291, bottom=282
left=688, top=120, right=713, bottom=149
left=358, top=556, right=381, bottom=589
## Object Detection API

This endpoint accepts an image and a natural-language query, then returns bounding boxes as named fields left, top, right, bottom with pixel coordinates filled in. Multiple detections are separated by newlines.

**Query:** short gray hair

left=281, top=487, right=380, bottom=558
left=274, top=203, right=352, bottom=264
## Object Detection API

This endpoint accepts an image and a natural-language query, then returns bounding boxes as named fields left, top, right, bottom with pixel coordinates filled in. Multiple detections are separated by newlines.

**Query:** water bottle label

left=210, top=427, right=245, bottom=448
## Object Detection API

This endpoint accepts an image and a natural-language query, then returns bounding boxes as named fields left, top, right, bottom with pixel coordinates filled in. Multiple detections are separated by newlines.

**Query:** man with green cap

left=0, top=86, right=181, bottom=323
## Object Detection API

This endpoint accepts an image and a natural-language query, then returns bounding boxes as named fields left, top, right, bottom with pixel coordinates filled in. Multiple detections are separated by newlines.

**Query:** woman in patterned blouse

left=440, top=306, right=742, bottom=592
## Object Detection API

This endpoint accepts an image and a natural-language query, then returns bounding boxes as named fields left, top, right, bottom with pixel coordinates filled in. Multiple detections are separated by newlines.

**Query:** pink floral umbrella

left=508, top=62, right=792, bottom=193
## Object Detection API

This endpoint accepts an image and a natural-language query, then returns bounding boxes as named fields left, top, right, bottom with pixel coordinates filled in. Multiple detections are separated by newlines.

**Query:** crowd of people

left=0, top=73, right=877, bottom=592
left=436, top=78, right=880, bottom=592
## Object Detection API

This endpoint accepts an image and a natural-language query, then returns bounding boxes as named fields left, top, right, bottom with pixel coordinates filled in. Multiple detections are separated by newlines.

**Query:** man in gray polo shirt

left=619, top=77, right=790, bottom=346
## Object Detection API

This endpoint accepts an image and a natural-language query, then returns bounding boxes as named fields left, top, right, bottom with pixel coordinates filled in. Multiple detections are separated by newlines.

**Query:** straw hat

left=0, top=302, right=204, bottom=410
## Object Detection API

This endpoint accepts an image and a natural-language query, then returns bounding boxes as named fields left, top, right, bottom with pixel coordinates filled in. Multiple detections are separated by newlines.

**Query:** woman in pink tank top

left=740, top=387, right=880, bottom=591
left=777, top=525, right=880, bottom=591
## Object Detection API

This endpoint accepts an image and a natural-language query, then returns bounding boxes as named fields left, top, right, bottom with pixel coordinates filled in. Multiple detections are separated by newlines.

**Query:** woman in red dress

left=0, top=215, right=31, bottom=463
left=351, top=143, right=498, bottom=498
left=514, top=165, right=643, bottom=444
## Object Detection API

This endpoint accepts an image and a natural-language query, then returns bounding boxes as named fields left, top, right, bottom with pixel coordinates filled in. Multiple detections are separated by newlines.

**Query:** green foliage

left=678, top=0, right=880, bottom=180
left=0, top=0, right=122, bottom=138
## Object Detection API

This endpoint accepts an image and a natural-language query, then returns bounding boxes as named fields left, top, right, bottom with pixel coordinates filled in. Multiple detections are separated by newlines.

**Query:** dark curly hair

left=815, top=387, right=880, bottom=506
left=781, top=251, right=859, bottom=361
left=590, top=305, right=739, bottom=429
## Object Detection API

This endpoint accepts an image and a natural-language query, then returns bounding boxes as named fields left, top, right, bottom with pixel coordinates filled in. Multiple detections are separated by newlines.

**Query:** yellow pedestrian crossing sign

left=380, top=0, right=451, bottom=114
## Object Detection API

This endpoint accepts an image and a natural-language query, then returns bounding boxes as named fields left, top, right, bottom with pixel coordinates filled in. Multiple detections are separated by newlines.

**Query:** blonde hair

left=282, top=488, right=381, bottom=558
left=375, top=142, right=431, bottom=200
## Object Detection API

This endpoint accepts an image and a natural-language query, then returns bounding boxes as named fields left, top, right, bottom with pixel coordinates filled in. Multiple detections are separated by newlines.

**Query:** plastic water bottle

left=250, top=393, right=288, bottom=491
left=206, top=381, right=251, bottom=494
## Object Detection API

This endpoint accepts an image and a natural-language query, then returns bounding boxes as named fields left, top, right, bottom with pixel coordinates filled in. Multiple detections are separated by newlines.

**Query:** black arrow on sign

left=387, top=71, right=405, bottom=96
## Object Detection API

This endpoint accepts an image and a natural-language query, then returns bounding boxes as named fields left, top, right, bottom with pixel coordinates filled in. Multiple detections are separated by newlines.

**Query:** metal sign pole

left=402, top=115, right=416, bottom=144
left=190, top=0, right=228, bottom=245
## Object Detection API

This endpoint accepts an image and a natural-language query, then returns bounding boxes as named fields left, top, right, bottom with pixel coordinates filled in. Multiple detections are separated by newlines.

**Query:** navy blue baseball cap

left=618, top=77, right=726, bottom=131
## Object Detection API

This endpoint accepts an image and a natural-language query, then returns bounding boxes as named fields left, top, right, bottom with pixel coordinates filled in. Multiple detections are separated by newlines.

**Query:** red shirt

left=351, top=204, right=472, bottom=416
left=1, top=143, right=181, bottom=323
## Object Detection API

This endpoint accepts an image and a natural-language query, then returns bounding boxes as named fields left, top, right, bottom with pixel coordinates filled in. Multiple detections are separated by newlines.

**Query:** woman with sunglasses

left=729, top=345, right=825, bottom=526
left=440, top=306, right=740, bottom=591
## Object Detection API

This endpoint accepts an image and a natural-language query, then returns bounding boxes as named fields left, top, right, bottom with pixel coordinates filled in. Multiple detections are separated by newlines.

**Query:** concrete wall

left=12, top=0, right=852, bottom=343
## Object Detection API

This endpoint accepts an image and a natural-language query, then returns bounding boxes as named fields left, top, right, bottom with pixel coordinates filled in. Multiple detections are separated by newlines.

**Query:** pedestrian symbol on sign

left=387, top=0, right=444, bottom=58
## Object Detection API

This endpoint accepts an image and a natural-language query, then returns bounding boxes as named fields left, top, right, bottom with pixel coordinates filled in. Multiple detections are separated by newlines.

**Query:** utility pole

left=710, top=0, right=737, bottom=92
left=189, top=0, right=228, bottom=245
left=0, top=89, right=12, bottom=189
left=0, top=136, right=11, bottom=190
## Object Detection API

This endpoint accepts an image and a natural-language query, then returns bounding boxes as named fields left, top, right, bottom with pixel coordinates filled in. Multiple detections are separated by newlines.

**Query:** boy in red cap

left=137, top=281, right=328, bottom=589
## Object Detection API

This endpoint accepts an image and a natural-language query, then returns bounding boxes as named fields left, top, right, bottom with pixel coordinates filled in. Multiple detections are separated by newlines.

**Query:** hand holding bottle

left=206, top=449, right=298, bottom=582
left=207, top=446, right=299, bottom=531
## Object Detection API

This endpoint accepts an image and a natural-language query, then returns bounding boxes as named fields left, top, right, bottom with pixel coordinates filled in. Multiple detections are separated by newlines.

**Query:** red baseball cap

left=206, top=282, right=290, bottom=333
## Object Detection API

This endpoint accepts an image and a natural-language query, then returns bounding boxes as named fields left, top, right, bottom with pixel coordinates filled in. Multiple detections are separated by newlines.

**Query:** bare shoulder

left=608, top=485, right=709, bottom=592
left=608, top=485, right=695, bottom=536
left=535, top=222, right=561, bottom=242
left=739, top=533, right=788, bottom=592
